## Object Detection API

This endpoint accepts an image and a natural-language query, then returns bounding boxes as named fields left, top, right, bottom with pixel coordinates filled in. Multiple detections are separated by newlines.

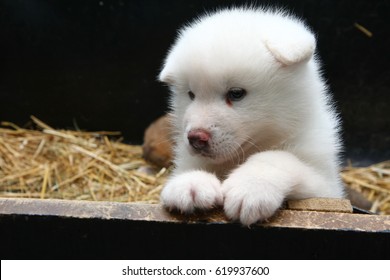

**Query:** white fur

left=159, top=7, right=344, bottom=225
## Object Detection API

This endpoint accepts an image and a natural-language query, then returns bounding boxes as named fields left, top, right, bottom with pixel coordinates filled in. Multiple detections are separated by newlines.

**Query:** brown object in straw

left=142, top=114, right=173, bottom=168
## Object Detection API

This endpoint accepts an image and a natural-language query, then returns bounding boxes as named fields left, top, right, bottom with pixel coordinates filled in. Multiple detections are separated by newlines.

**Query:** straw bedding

left=341, top=161, right=390, bottom=214
left=1, top=117, right=389, bottom=214
left=0, top=117, right=168, bottom=203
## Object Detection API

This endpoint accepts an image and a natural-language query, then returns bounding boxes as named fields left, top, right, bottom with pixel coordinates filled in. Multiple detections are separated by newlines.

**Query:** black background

left=1, top=0, right=389, bottom=163
left=1, top=214, right=389, bottom=259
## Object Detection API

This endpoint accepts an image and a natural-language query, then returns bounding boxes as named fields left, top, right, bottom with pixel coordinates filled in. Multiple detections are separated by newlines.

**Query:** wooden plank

left=0, top=198, right=389, bottom=232
left=287, top=198, right=353, bottom=213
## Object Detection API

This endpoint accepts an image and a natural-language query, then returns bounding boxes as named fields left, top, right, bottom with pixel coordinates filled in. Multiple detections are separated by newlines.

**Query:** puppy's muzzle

left=187, top=129, right=211, bottom=152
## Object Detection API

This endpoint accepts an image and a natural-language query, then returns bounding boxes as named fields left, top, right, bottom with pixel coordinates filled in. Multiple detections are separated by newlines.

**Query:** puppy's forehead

left=169, top=17, right=277, bottom=86
left=178, top=24, right=267, bottom=64
left=186, top=67, right=226, bottom=94
left=173, top=40, right=272, bottom=93
left=162, top=8, right=316, bottom=91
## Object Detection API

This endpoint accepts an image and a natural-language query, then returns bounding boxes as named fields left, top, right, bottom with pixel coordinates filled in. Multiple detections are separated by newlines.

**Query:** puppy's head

left=159, top=8, right=317, bottom=163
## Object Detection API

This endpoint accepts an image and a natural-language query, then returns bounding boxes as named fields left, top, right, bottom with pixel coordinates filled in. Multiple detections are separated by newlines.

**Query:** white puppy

left=159, top=7, right=344, bottom=225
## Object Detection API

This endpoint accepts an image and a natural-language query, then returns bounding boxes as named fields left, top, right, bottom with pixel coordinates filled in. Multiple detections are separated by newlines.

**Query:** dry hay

left=341, top=161, right=390, bottom=214
left=0, top=117, right=389, bottom=215
left=0, top=116, right=169, bottom=203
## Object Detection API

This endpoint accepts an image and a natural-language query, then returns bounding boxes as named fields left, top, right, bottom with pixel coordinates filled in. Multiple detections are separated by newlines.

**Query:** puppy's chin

left=186, top=145, right=234, bottom=165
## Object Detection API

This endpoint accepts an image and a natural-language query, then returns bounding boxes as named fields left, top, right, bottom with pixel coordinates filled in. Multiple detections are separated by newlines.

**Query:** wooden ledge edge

left=0, top=198, right=389, bottom=232
left=287, top=198, right=353, bottom=213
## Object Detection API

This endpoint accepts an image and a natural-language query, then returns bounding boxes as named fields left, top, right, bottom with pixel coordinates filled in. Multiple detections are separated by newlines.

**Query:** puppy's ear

left=159, top=66, right=175, bottom=85
left=264, top=21, right=316, bottom=66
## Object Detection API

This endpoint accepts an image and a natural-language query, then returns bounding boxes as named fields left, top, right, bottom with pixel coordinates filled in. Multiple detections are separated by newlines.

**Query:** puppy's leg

left=222, top=150, right=334, bottom=226
left=161, top=170, right=223, bottom=213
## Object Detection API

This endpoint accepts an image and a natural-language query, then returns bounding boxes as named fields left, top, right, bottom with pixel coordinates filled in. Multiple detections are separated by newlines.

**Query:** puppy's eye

left=226, top=88, right=246, bottom=102
left=188, top=91, right=195, bottom=100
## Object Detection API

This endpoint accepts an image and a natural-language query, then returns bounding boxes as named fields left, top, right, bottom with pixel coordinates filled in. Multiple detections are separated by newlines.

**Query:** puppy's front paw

left=161, top=170, right=223, bottom=213
left=222, top=170, right=285, bottom=226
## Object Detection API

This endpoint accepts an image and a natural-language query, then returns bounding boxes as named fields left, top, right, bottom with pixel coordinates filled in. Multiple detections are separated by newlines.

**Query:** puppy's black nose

left=188, top=129, right=211, bottom=151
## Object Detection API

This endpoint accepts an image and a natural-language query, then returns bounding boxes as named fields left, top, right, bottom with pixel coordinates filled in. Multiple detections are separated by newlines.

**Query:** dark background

left=0, top=0, right=389, bottom=164
left=2, top=214, right=389, bottom=259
